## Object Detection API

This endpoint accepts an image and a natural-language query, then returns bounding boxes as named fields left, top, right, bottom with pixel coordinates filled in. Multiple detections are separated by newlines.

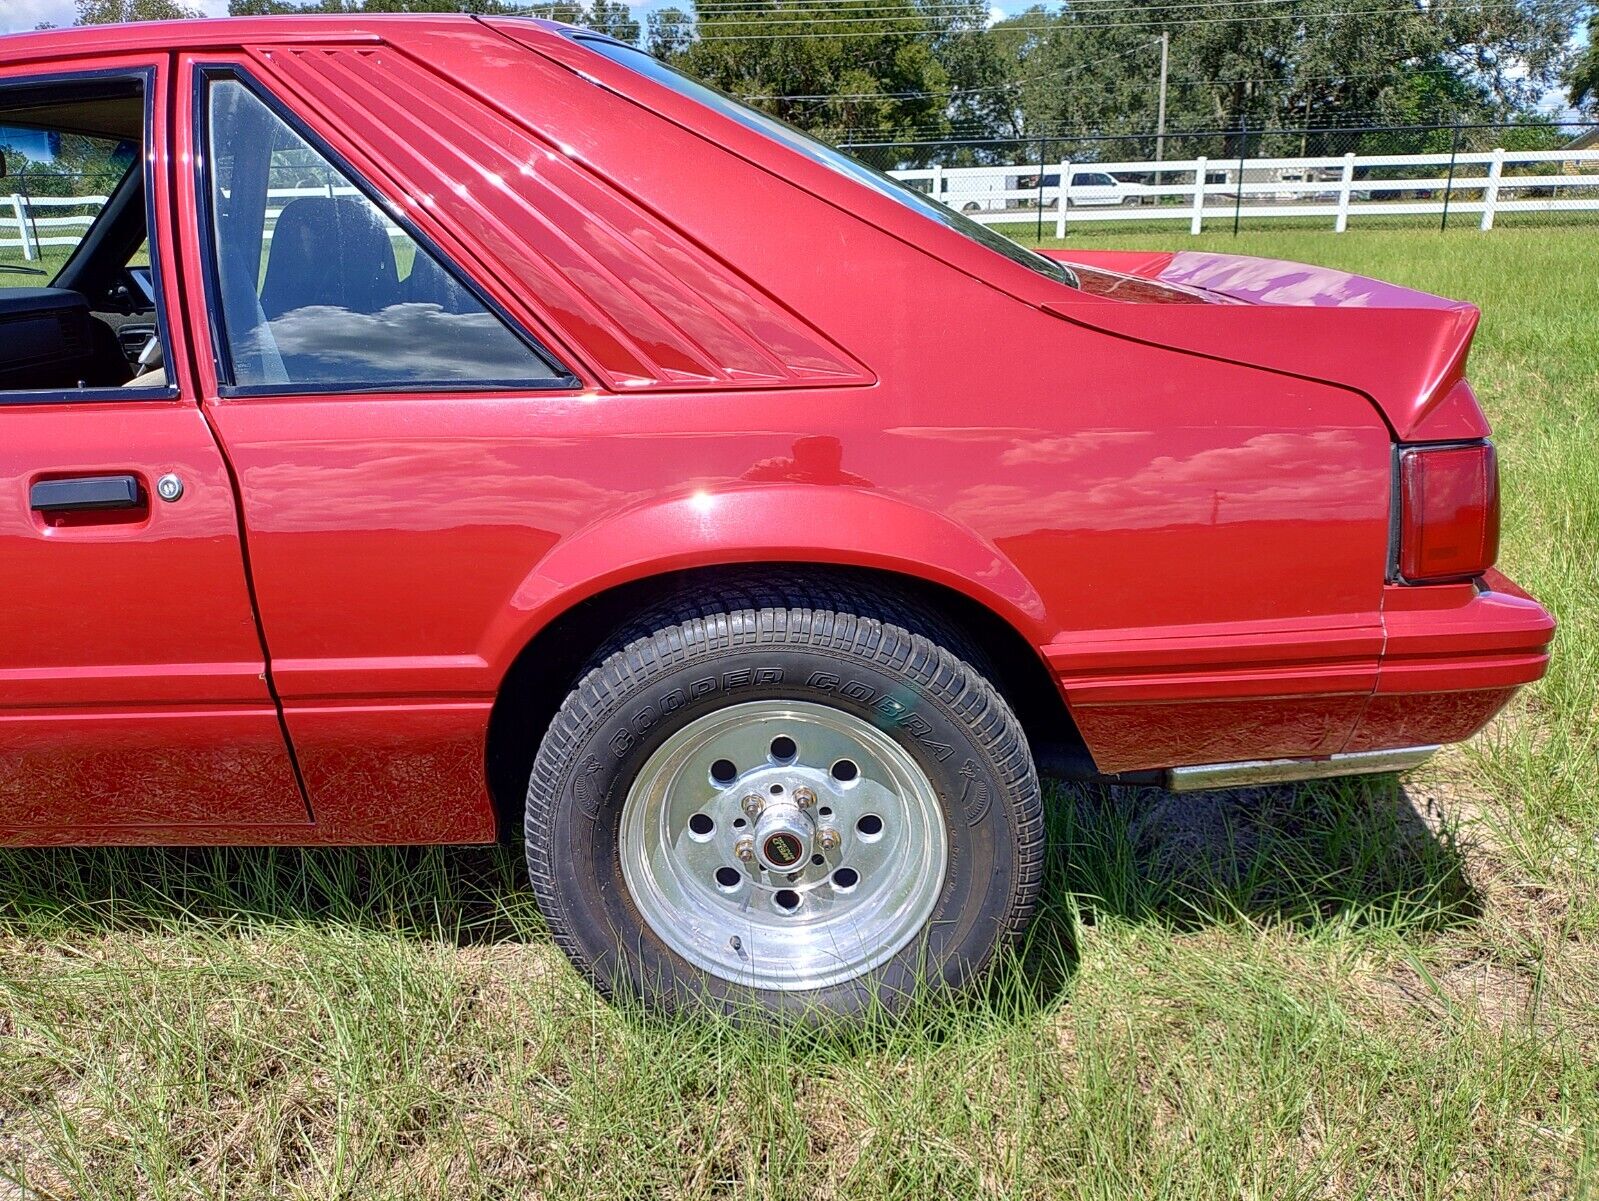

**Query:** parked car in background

left=1005, top=169, right=1151, bottom=209
left=1047, top=169, right=1152, bottom=207
left=0, top=16, right=1553, bottom=1023
left=947, top=168, right=1150, bottom=213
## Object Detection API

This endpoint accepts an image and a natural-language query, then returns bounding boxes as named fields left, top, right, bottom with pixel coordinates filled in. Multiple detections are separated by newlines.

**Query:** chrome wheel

left=619, top=699, right=949, bottom=992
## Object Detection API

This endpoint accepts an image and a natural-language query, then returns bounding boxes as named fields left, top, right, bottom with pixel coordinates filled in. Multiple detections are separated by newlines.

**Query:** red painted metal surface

left=0, top=17, right=1554, bottom=848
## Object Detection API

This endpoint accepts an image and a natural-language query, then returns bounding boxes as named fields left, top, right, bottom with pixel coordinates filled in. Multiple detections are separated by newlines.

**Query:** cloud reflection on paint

left=242, top=303, right=563, bottom=386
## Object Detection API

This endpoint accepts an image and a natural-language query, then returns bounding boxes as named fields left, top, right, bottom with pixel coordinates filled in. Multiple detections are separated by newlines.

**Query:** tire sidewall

left=536, top=623, right=1028, bottom=1018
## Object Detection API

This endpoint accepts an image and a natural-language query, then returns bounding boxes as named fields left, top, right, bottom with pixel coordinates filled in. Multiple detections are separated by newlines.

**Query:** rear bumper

left=1046, top=569, right=1554, bottom=775
left=1344, top=570, right=1552, bottom=752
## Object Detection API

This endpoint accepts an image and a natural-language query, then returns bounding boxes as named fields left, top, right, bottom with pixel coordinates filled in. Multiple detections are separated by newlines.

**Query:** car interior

left=204, top=76, right=557, bottom=391
left=0, top=76, right=168, bottom=395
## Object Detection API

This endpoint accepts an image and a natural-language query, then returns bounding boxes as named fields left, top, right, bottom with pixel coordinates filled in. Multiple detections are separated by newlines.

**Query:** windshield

left=573, top=37, right=1076, bottom=289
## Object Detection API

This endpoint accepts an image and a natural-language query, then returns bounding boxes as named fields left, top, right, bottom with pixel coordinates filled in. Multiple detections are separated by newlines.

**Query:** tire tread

left=525, top=582, right=1043, bottom=1007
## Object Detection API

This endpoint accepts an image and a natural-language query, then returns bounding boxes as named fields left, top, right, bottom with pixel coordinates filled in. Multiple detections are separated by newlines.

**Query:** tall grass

left=1, top=227, right=1595, bottom=1199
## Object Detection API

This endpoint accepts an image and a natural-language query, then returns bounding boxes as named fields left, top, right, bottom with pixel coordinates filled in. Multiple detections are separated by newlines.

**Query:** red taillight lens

left=1398, top=443, right=1499, bottom=582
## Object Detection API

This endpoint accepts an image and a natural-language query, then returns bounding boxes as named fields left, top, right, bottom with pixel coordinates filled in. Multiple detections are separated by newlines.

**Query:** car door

left=0, top=55, right=308, bottom=838
left=171, top=57, right=586, bottom=843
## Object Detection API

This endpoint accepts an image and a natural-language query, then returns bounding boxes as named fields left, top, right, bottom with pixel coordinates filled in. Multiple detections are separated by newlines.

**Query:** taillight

left=1396, top=442, right=1499, bottom=583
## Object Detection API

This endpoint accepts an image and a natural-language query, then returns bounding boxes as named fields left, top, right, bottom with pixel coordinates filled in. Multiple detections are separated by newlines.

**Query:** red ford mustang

left=0, top=16, right=1552, bottom=1017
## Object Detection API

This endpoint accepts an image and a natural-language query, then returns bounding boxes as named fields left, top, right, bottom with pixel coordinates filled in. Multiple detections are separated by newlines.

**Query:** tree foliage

left=669, top=1, right=995, bottom=144
left=71, top=0, right=1588, bottom=142
left=1568, top=11, right=1599, bottom=112
left=0, top=135, right=134, bottom=197
left=75, top=0, right=204, bottom=20
left=992, top=0, right=1577, bottom=141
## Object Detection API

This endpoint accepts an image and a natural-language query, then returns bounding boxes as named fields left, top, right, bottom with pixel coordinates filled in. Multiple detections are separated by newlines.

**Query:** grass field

left=1, top=227, right=1596, bottom=1199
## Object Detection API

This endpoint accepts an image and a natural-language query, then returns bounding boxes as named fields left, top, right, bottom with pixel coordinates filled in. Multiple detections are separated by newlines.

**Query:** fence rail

left=0, top=184, right=391, bottom=260
left=887, top=144, right=1599, bottom=236
left=6, top=140, right=1598, bottom=259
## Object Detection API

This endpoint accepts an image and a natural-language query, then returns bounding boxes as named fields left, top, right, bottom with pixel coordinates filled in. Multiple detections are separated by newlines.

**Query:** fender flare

left=477, top=484, right=1055, bottom=680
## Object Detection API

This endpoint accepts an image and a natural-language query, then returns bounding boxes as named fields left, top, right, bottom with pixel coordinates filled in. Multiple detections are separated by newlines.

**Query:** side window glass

left=202, top=78, right=567, bottom=391
left=1, top=78, right=171, bottom=395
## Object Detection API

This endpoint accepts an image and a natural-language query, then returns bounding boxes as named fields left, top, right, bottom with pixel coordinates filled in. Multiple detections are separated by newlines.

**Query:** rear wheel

left=525, top=597, right=1043, bottom=1020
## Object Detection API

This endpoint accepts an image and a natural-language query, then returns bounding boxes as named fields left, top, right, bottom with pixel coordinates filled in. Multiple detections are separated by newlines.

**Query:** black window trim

left=191, top=64, right=580, bottom=400
left=0, top=64, right=180, bottom=408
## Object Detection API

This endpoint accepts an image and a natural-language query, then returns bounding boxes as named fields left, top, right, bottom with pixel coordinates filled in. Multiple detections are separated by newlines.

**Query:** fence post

left=930, top=162, right=943, bottom=209
left=1190, top=156, right=1207, bottom=235
left=1055, top=158, right=1071, bottom=239
left=10, top=194, right=36, bottom=261
left=1334, top=152, right=1356, bottom=233
left=1232, top=120, right=1247, bottom=236
left=1440, top=124, right=1461, bottom=231
left=1480, top=147, right=1504, bottom=231
left=1035, top=137, right=1047, bottom=243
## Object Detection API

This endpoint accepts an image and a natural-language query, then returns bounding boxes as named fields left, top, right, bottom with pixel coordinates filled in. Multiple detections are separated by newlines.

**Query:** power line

left=671, top=0, right=1539, bottom=19
left=707, top=0, right=1350, bottom=31
left=687, top=3, right=1551, bottom=40
left=686, top=0, right=1352, bottom=23
left=685, top=0, right=1441, bottom=12
left=748, top=34, right=1162, bottom=103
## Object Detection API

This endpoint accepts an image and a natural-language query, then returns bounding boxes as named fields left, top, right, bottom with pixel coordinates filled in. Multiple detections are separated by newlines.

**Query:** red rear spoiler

left=1041, top=250, right=1489, bottom=442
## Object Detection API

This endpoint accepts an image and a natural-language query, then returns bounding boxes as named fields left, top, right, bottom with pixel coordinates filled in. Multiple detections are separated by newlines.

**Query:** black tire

left=525, top=592, right=1043, bottom=1020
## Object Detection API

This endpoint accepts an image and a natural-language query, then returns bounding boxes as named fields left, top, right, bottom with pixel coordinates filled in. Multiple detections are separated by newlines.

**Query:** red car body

left=0, top=16, right=1553, bottom=848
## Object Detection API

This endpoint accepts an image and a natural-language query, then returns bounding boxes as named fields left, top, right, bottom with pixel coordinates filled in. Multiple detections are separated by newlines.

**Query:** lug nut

left=741, top=793, right=764, bottom=817
left=734, top=836, right=756, bottom=862
left=817, top=826, right=842, bottom=851
left=793, top=786, right=816, bottom=810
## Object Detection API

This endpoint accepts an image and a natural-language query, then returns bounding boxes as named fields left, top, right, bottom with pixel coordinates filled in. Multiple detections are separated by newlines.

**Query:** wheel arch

left=484, top=558, right=1087, bottom=840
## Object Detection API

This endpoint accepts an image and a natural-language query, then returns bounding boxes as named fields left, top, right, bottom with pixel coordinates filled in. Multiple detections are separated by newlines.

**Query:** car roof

left=0, top=14, right=565, bottom=65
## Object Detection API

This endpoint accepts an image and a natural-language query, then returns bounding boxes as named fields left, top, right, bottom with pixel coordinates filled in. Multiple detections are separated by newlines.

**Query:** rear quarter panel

left=190, top=26, right=1396, bottom=837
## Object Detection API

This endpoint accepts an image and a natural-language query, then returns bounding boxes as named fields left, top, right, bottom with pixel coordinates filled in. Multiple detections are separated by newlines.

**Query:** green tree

left=1568, top=12, right=1599, bottom=113
left=673, top=0, right=993, bottom=145
left=646, top=6, right=694, bottom=58
left=585, top=0, right=640, bottom=44
left=990, top=0, right=1579, bottom=148
left=226, top=0, right=634, bottom=30
left=75, top=0, right=203, bottom=20
left=2, top=135, right=134, bottom=198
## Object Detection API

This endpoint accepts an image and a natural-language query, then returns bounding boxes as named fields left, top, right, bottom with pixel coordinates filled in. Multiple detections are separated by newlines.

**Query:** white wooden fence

left=2, top=193, right=108, bottom=259
left=891, top=146, right=1599, bottom=235
left=0, top=184, right=389, bottom=260
left=5, top=146, right=1598, bottom=257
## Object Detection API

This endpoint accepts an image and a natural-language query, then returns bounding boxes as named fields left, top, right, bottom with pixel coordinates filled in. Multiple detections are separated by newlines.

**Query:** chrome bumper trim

left=1164, top=745, right=1440, bottom=793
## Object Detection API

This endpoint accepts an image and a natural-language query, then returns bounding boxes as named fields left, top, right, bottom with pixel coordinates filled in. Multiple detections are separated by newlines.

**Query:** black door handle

left=30, top=475, right=142, bottom=513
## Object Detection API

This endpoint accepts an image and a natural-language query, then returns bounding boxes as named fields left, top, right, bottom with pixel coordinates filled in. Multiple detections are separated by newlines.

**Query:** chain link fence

left=6, top=121, right=1597, bottom=269
left=842, top=121, right=1599, bottom=242
left=0, top=164, right=125, bottom=268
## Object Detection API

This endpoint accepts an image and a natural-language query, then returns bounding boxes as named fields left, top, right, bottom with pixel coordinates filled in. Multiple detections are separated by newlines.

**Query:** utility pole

left=1154, top=30, right=1170, bottom=186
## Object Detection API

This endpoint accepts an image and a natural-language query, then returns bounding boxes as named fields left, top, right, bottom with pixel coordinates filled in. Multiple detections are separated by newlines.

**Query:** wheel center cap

left=753, top=801, right=813, bottom=872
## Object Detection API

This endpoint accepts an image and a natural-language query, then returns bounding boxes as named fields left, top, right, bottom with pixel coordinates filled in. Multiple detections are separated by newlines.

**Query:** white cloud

left=1, top=0, right=78, bottom=33
left=2, top=0, right=238, bottom=34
